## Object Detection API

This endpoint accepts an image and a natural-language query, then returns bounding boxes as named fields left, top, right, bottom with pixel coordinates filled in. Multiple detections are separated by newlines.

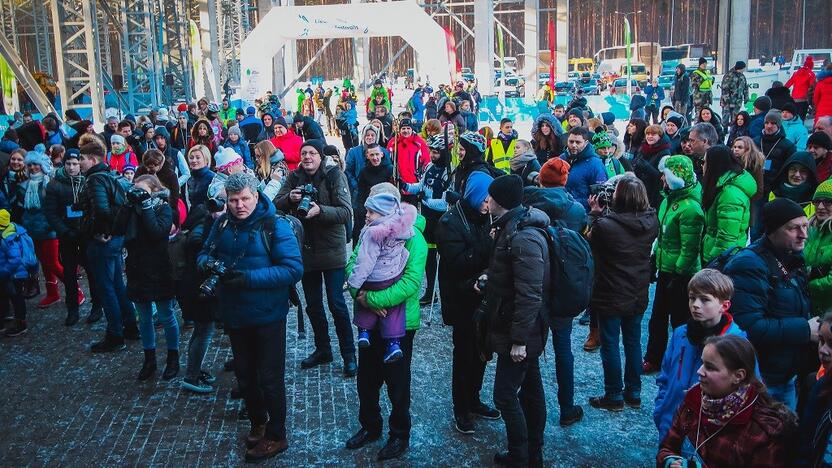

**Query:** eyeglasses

left=814, top=199, right=832, bottom=207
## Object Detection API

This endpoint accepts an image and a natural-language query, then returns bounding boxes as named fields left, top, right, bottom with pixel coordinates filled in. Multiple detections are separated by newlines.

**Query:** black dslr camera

left=126, top=186, right=151, bottom=205
left=200, top=259, right=228, bottom=297
left=296, top=183, right=318, bottom=217
left=590, top=183, right=615, bottom=208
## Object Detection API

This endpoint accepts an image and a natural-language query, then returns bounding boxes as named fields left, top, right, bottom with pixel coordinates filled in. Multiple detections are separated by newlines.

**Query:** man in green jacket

left=643, top=155, right=705, bottom=372
left=344, top=182, right=426, bottom=461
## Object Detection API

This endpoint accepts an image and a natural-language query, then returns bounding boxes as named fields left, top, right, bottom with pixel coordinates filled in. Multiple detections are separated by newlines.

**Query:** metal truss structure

left=218, top=0, right=256, bottom=91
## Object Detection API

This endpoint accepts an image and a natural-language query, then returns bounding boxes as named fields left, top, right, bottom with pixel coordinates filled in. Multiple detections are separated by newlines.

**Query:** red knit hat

left=538, top=158, right=570, bottom=187
left=177, top=103, right=188, bottom=112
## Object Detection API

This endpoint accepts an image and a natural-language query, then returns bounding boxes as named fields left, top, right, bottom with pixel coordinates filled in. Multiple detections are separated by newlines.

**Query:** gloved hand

left=221, top=270, right=246, bottom=288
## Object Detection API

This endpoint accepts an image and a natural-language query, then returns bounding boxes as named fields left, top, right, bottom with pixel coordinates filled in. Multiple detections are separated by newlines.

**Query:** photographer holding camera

left=559, top=127, right=608, bottom=211
left=198, top=172, right=303, bottom=462
left=275, top=139, right=356, bottom=376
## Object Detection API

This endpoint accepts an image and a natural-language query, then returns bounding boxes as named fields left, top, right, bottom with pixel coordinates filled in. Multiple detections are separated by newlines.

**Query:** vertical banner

left=497, top=26, right=506, bottom=103
left=547, top=18, right=555, bottom=91
left=624, top=17, right=632, bottom=96
left=444, top=28, right=458, bottom=85
left=189, top=20, right=204, bottom=101
left=0, top=56, right=17, bottom=114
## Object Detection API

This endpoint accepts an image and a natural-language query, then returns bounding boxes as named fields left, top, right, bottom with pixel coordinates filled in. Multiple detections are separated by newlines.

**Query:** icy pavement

left=0, top=280, right=660, bottom=466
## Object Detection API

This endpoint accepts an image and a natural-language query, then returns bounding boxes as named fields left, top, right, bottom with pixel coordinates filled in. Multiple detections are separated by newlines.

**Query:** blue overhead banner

left=478, top=94, right=632, bottom=122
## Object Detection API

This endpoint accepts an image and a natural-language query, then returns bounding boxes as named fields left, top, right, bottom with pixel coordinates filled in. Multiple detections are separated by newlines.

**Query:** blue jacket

left=748, top=111, right=766, bottom=139
left=724, top=238, right=813, bottom=386
left=643, top=84, right=666, bottom=109
left=653, top=316, right=747, bottom=442
left=0, top=139, right=20, bottom=154
left=559, top=145, right=609, bottom=210
left=16, top=180, right=56, bottom=240
left=782, top=115, right=809, bottom=151
left=222, top=139, right=254, bottom=169
left=0, top=223, right=35, bottom=280
left=410, top=90, right=426, bottom=122
left=345, top=144, right=392, bottom=198
left=461, top=110, right=478, bottom=132
left=198, top=193, right=303, bottom=329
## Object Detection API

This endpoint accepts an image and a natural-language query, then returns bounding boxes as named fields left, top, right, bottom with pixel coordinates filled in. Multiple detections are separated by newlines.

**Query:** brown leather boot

left=245, top=438, right=288, bottom=462
left=245, top=424, right=266, bottom=449
left=583, top=327, right=600, bottom=352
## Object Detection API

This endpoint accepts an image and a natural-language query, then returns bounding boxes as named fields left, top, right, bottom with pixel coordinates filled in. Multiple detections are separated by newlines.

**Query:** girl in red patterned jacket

left=657, top=334, right=797, bottom=468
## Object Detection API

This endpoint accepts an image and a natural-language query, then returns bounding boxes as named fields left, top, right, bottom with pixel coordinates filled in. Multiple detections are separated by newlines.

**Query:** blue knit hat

left=364, top=192, right=401, bottom=217
left=24, top=144, right=52, bottom=173
left=464, top=171, right=493, bottom=210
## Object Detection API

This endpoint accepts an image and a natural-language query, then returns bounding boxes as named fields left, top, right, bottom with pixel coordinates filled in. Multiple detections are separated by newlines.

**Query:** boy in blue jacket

left=0, top=209, right=37, bottom=336
left=653, top=268, right=747, bottom=442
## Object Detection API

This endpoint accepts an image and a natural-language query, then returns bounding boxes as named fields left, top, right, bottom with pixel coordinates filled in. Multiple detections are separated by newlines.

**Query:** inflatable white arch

left=240, top=0, right=452, bottom=101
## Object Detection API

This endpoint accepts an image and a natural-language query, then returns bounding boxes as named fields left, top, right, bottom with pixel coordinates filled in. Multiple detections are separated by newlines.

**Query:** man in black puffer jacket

left=44, top=151, right=97, bottom=326
left=76, top=142, right=138, bottom=352
left=435, top=170, right=500, bottom=434
left=482, top=175, right=549, bottom=467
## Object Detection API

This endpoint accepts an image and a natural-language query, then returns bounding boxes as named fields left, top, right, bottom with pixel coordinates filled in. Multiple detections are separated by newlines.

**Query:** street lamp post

left=614, top=10, right=641, bottom=97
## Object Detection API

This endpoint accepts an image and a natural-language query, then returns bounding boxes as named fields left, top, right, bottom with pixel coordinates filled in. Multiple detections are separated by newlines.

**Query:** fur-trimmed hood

left=365, top=202, right=417, bottom=243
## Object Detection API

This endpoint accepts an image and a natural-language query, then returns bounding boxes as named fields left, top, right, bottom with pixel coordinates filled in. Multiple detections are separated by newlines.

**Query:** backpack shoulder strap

left=259, top=214, right=278, bottom=256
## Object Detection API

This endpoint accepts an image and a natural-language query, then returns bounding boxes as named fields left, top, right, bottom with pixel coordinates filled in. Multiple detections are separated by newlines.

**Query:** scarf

left=686, top=315, right=729, bottom=346
left=24, top=172, right=46, bottom=209
left=700, top=383, right=751, bottom=427
left=774, top=181, right=815, bottom=204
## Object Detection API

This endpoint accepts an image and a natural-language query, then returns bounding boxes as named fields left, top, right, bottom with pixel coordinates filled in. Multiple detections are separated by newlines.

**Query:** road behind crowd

left=0, top=275, right=659, bottom=466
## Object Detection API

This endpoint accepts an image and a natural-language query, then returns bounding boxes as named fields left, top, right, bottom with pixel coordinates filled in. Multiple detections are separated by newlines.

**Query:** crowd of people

left=0, top=57, right=831, bottom=466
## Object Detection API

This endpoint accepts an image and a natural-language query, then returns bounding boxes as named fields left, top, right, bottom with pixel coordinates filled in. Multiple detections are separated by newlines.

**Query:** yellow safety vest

left=694, top=69, right=713, bottom=91
left=489, top=139, right=515, bottom=174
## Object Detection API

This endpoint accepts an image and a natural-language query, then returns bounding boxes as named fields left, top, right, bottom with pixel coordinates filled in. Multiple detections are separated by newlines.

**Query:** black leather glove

left=221, top=270, right=246, bottom=288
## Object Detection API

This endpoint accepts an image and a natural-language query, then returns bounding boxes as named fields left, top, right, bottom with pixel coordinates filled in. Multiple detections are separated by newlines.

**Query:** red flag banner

left=444, top=28, right=459, bottom=84
left=548, top=18, right=555, bottom=90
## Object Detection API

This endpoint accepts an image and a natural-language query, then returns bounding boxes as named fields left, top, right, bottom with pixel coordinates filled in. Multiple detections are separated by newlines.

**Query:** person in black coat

left=633, top=126, right=672, bottom=208
left=754, top=110, right=797, bottom=194
left=182, top=145, right=216, bottom=210
left=43, top=153, right=94, bottom=325
left=293, top=114, right=325, bottom=141
left=135, top=149, right=181, bottom=225
left=586, top=176, right=658, bottom=411
left=434, top=170, right=497, bottom=433
left=352, top=143, right=393, bottom=243
left=125, top=174, right=179, bottom=382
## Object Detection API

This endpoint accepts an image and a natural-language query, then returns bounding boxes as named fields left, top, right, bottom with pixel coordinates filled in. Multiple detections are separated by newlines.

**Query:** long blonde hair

left=735, top=136, right=764, bottom=177
left=254, top=140, right=278, bottom=180
left=187, top=144, right=212, bottom=169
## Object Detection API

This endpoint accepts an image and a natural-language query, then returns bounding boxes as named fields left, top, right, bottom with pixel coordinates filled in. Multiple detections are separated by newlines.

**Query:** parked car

left=555, top=80, right=577, bottom=96
left=579, top=78, right=601, bottom=95
left=609, top=78, right=642, bottom=95
left=538, top=72, right=551, bottom=87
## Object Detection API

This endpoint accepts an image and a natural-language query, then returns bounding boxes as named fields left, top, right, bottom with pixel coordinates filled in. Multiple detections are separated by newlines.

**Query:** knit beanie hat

left=398, top=118, right=413, bottom=129
left=227, top=125, right=242, bottom=138
left=463, top=171, right=493, bottom=210
left=293, top=113, right=305, bottom=123
left=274, top=115, right=288, bottom=130
left=214, top=146, right=243, bottom=172
left=178, top=103, right=188, bottom=113
left=765, top=110, right=782, bottom=128
left=110, top=134, right=126, bottom=146
left=807, top=131, right=832, bottom=150
left=659, top=155, right=697, bottom=190
left=763, top=198, right=807, bottom=234
left=323, top=145, right=340, bottom=157
left=601, top=112, right=615, bottom=126
left=246, top=106, right=256, bottom=115
left=24, top=145, right=52, bottom=173
left=458, top=132, right=486, bottom=159
left=64, top=149, right=80, bottom=161
left=698, top=57, right=708, bottom=66
left=369, top=182, right=401, bottom=201
left=735, top=61, right=747, bottom=70
left=0, top=209, right=9, bottom=230
left=488, top=174, right=524, bottom=210
left=781, top=102, right=798, bottom=116
left=591, top=130, right=613, bottom=150
left=814, top=179, right=832, bottom=202
left=666, top=115, right=684, bottom=129
left=364, top=192, right=401, bottom=217
left=754, top=96, right=772, bottom=113
left=122, top=163, right=137, bottom=174
left=300, top=138, right=325, bottom=156
left=538, top=158, right=570, bottom=188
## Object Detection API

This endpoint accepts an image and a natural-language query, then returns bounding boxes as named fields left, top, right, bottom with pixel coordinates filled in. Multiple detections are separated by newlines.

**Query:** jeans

left=598, top=314, right=644, bottom=401
left=302, top=268, right=355, bottom=359
left=186, top=321, right=215, bottom=380
left=87, top=236, right=136, bottom=336
left=358, top=330, right=415, bottom=439
left=135, top=300, right=179, bottom=351
left=0, top=279, right=27, bottom=321
left=645, top=273, right=691, bottom=365
left=452, top=322, right=487, bottom=417
left=228, top=319, right=287, bottom=441
left=493, top=354, right=546, bottom=465
left=550, top=317, right=575, bottom=411
left=767, top=376, right=797, bottom=411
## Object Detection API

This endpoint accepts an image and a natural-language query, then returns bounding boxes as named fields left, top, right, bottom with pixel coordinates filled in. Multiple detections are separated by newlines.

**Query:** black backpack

left=511, top=217, right=594, bottom=319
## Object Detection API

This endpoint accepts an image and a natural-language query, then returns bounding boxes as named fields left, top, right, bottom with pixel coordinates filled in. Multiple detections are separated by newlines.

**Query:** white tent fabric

left=240, top=0, right=452, bottom=100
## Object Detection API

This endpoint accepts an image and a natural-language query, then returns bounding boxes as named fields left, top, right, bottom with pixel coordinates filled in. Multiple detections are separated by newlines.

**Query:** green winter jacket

left=806, top=221, right=832, bottom=316
left=701, top=170, right=757, bottom=264
left=655, top=183, right=705, bottom=275
left=347, top=214, right=427, bottom=331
